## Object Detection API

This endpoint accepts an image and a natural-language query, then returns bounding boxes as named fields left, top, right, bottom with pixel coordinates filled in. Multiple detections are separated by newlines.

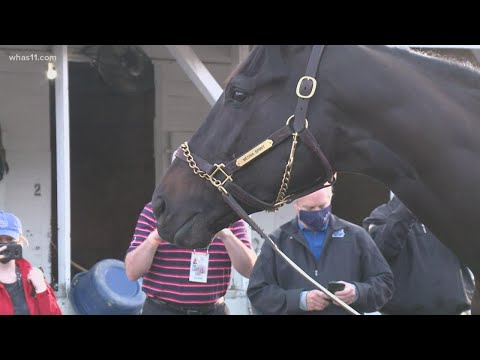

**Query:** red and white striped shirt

left=128, top=202, right=251, bottom=305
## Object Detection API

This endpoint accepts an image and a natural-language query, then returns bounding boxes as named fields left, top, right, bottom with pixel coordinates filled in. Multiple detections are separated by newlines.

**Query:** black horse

left=152, top=45, right=480, bottom=313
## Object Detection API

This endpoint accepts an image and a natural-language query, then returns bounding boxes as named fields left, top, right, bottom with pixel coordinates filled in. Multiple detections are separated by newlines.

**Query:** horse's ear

left=253, top=46, right=288, bottom=86
left=280, top=45, right=308, bottom=58
left=263, top=45, right=302, bottom=61
left=263, top=45, right=288, bottom=70
left=264, top=45, right=283, bottom=59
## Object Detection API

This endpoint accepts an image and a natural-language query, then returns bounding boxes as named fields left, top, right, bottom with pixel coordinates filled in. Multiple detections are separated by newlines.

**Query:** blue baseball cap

left=0, top=211, right=22, bottom=240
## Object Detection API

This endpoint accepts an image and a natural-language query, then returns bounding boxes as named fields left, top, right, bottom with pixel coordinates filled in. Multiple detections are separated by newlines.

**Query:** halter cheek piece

left=178, top=45, right=336, bottom=213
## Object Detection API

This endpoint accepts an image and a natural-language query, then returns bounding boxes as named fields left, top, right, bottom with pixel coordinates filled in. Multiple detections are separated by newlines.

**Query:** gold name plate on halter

left=236, top=139, right=273, bottom=167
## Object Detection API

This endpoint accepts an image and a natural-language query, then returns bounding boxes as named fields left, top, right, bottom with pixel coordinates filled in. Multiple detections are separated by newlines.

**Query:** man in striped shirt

left=125, top=201, right=257, bottom=315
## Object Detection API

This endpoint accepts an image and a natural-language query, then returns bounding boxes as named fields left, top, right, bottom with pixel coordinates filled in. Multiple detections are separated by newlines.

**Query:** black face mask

left=0, top=243, right=23, bottom=264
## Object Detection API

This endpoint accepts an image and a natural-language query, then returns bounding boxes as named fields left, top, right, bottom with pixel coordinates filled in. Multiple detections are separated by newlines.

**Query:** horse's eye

left=232, top=90, right=249, bottom=103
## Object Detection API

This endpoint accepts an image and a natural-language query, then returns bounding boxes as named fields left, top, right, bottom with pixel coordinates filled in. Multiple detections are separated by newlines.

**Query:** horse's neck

left=334, top=46, right=478, bottom=142
left=325, top=46, right=480, bottom=269
left=329, top=45, right=480, bottom=188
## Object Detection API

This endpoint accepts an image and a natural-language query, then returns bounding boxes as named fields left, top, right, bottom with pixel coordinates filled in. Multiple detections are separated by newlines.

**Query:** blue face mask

left=299, top=205, right=332, bottom=232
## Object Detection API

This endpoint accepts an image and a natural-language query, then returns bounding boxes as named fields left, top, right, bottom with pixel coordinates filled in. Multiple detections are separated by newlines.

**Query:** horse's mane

left=381, top=45, right=480, bottom=89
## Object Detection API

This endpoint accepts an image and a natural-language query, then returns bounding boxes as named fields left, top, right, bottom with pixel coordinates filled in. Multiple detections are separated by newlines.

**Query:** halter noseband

left=177, top=45, right=336, bottom=212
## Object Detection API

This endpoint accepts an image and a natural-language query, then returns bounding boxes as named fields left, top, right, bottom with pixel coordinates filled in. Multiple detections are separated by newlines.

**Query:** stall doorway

left=68, top=62, right=155, bottom=275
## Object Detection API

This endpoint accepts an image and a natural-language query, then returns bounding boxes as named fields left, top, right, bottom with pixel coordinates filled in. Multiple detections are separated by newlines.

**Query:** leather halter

left=175, top=45, right=359, bottom=315
left=176, top=45, right=336, bottom=212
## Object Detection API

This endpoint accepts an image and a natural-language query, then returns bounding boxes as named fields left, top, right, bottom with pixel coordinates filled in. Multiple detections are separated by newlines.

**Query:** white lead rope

left=269, top=240, right=361, bottom=315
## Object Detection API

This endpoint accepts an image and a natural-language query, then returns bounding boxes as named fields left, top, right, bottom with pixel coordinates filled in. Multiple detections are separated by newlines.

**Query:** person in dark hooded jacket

left=247, top=186, right=394, bottom=315
left=363, top=195, right=474, bottom=315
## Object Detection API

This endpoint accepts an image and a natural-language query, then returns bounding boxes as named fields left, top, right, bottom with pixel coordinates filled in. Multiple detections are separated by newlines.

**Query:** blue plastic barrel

left=70, top=259, right=146, bottom=315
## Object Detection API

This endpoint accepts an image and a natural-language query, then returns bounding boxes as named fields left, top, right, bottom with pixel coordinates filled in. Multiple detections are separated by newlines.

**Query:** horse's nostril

left=152, top=196, right=166, bottom=219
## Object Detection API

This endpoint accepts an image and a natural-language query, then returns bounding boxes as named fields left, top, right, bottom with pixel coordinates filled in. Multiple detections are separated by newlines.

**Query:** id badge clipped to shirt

left=189, top=251, right=209, bottom=283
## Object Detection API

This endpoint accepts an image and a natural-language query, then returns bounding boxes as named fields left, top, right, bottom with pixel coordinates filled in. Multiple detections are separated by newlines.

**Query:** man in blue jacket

left=247, top=186, right=394, bottom=315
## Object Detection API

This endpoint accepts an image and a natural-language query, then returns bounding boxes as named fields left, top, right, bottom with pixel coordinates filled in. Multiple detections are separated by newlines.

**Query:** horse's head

left=153, top=45, right=358, bottom=248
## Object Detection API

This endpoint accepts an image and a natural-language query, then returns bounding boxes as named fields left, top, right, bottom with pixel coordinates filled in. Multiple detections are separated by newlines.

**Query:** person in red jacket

left=0, top=211, right=62, bottom=315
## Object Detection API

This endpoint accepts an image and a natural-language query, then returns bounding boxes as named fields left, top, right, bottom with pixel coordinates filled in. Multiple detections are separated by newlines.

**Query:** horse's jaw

left=157, top=213, right=213, bottom=249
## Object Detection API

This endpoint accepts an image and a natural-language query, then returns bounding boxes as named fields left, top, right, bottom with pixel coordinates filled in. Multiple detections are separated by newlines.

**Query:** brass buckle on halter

left=209, top=164, right=232, bottom=188
left=296, top=76, right=317, bottom=99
